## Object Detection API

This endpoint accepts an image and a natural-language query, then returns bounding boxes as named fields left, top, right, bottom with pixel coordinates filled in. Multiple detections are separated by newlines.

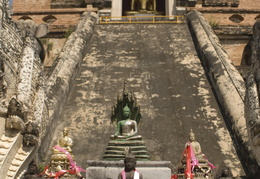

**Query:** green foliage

left=46, top=42, right=53, bottom=56
left=40, top=39, right=53, bottom=56
left=209, top=18, right=220, bottom=30
left=38, top=163, right=45, bottom=173
left=64, top=27, right=75, bottom=39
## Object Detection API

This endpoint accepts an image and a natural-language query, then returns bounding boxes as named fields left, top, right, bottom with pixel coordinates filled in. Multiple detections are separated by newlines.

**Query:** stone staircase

left=6, top=146, right=34, bottom=179
left=0, top=130, right=22, bottom=178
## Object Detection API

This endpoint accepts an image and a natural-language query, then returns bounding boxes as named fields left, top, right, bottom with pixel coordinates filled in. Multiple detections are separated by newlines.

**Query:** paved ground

left=58, top=23, right=243, bottom=176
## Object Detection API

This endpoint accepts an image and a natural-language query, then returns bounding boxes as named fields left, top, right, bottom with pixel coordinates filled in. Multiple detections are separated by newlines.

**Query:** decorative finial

left=123, top=80, right=127, bottom=94
left=189, top=129, right=194, bottom=137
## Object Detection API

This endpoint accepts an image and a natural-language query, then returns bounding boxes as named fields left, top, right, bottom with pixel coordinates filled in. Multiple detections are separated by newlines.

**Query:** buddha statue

left=51, top=127, right=74, bottom=171
left=103, top=86, right=150, bottom=161
left=186, top=129, right=207, bottom=162
left=118, top=153, right=143, bottom=179
left=56, top=127, right=73, bottom=152
left=131, top=0, right=156, bottom=12
left=110, top=105, right=142, bottom=141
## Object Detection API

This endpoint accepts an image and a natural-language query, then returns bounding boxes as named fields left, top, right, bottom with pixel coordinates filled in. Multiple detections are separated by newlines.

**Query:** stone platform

left=85, top=160, right=172, bottom=179
left=103, top=140, right=150, bottom=161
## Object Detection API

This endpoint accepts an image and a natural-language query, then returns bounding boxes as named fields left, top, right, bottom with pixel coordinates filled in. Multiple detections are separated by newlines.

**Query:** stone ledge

left=12, top=8, right=98, bottom=16
left=187, top=7, right=260, bottom=13
left=87, top=160, right=172, bottom=167
left=86, top=160, right=172, bottom=179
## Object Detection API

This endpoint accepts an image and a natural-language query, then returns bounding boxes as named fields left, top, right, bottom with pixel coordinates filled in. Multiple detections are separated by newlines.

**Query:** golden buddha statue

left=56, top=127, right=73, bottom=152
left=131, top=0, right=157, bottom=12
left=110, top=105, right=142, bottom=141
left=50, top=127, right=74, bottom=171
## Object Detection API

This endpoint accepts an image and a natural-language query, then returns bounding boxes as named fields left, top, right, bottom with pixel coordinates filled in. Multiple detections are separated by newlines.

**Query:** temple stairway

left=0, top=128, right=35, bottom=178
left=57, top=23, right=243, bottom=176
left=6, top=145, right=35, bottom=178
left=0, top=130, right=22, bottom=177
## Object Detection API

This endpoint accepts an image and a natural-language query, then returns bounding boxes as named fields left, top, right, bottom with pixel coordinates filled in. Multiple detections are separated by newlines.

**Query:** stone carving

left=103, top=83, right=149, bottom=160
left=22, top=160, right=40, bottom=179
left=0, top=1, right=49, bottom=177
left=23, top=134, right=39, bottom=146
left=0, top=69, right=7, bottom=115
left=215, top=162, right=233, bottom=179
left=5, top=98, right=25, bottom=131
left=118, top=152, right=143, bottom=179
left=244, top=21, right=260, bottom=167
left=16, top=19, right=48, bottom=62
left=241, top=22, right=260, bottom=66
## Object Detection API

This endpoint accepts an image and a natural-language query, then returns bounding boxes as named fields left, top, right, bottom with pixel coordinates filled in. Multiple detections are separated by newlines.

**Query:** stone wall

left=51, top=0, right=86, bottom=8
left=38, top=11, right=98, bottom=163
left=219, top=38, right=248, bottom=66
left=12, top=9, right=86, bottom=33
left=243, top=22, right=260, bottom=175
left=187, top=10, right=260, bottom=177
left=13, top=0, right=51, bottom=11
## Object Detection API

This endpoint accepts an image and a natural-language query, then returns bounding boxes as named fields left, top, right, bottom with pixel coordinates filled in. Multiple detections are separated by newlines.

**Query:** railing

left=99, top=15, right=185, bottom=24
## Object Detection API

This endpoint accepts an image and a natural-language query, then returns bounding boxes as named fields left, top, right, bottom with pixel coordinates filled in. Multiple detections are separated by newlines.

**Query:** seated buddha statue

left=53, top=127, right=73, bottom=153
left=51, top=127, right=74, bottom=170
left=185, top=129, right=207, bottom=163
left=110, top=105, right=142, bottom=141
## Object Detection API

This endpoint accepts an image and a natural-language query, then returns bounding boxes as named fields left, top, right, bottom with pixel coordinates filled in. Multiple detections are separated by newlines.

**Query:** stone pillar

left=166, top=0, right=176, bottom=16
left=111, top=0, right=122, bottom=19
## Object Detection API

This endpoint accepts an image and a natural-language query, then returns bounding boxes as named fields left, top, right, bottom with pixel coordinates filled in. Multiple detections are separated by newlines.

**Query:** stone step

left=0, top=142, right=12, bottom=149
left=103, top=154, right=150, bottom=160
left=106, top=146, right=147, bottom=151
left=108, top=140, right=147, bottom=147
left=1, top=135, right=16, bottom=143
left=6, top=146, right=34, bottom=178
left=104, top=149, right=149, bottom=155
left=0, top=130, right=22, bottom=178
left=6, top=171, right=16, bottom=178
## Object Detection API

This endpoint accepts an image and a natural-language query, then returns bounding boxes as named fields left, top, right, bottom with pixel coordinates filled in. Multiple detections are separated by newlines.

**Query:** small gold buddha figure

left=110, top=105, right=142, bottom=141
left=51, top=127, right=74, bottom=171
left=57, top=127, right=73, bottom=152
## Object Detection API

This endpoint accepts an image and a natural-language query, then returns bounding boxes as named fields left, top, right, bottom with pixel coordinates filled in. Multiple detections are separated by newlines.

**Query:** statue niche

left=103, top=83, right=150, bottom=161
left=125, top=0, right=158, bottom=16
left=131, top=0, right=157, bottom=12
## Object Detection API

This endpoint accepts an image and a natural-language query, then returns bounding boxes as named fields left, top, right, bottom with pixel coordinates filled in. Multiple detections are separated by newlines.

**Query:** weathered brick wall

left=203, top=13, right=259, bottom=26
left=12, top=12, right=81, bottom=28
left=220, top=38, right=248, bottom=66
left=239, top=0, right=259, bottom=9
left=13, top=0, right=51, bottom=11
